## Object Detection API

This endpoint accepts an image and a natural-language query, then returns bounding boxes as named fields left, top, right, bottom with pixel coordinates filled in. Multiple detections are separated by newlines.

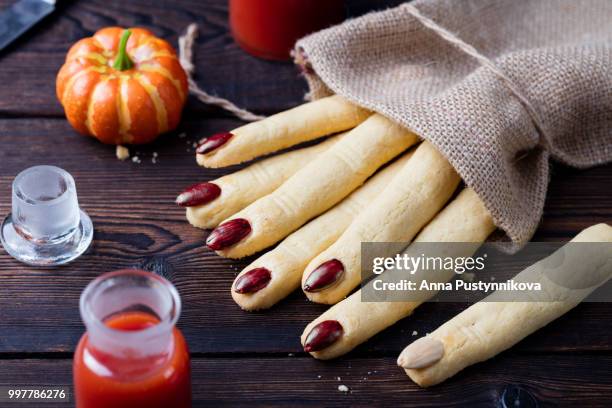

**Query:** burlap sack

left=295, top=0, right=612, bottom=250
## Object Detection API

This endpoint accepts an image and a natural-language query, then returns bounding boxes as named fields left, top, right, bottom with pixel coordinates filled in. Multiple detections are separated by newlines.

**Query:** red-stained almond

left=176, top=182, right=221, bottom=207
left=206, top=218, right=251, bottom=250
left=196, top=132, right=233, bottom=154
left=234, top=267, right=272, bottom=294
left=303, top=320, right=343, bottom=352
left=303, top=259, right=344, bottom=292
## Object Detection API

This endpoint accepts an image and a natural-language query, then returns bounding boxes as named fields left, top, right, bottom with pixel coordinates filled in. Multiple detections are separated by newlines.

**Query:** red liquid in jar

left=73, top=312, right=191, bottom=408
left=230, top=0, right=345, bottom=60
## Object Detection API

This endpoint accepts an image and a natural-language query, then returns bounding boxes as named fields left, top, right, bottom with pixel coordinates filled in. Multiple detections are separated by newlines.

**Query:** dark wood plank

left=0, top=355, right=610, bottom=407
left=0, top=118, right=611, bottom=355
left=0, top=0, right=405, bottom=117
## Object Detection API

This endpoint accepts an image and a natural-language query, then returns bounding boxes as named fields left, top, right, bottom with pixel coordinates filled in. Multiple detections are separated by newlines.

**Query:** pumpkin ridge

left=85, top=79, right=108, bottom=137
left=93, top=27, right=123, bottom=53
left=118, top=76, right=133, bottom=143
left=134, top=73, right=168, bottom=134
left=113, top=78, right=123, bottom=145
left=88, top=77, right=122, bottom=143
left=61, top=66, right=107, bottom=105
left=138, top=64, right=185, bottom=101
left=137, top=51, right=177, bottom=64
left=90, top=37, right=107, bottom=54
left=69, top=52, right=107, bottom=66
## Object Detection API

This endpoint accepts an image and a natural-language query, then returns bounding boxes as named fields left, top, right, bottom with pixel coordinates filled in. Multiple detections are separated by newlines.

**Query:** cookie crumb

left=131, top=155, right=141, bottom=164
left=116, top=145, right=130, bottom=161
left=338, top=385, right=349, bottom=393
left=317, top=375, right=321, bottom=379
left=412, top=330, right=418, bottom=336
left=336, top=376, right=341, bottom=381
left=288, top=353, right=294, bottom=357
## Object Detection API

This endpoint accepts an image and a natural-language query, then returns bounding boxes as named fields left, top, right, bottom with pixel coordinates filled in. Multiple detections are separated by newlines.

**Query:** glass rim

left=79, top=269, right=182, bottom=341
left=13, top=165, right=76, bottom=207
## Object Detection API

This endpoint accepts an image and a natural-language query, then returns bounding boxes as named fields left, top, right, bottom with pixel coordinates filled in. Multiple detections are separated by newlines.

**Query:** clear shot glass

left=0, top=165, right=93, bottom=265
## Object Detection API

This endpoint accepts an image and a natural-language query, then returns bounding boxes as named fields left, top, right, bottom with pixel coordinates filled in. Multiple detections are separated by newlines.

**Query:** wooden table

left=0, top=1, right=610, bottom=406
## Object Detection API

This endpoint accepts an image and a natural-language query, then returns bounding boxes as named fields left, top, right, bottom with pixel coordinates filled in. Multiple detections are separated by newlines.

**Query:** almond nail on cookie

left=302, top=141, right=461, bottom=304
left=397, top=337, right=445, bottom=370
left=401, top=223, right=612, bottom=387
left=207, top=114, right=419, bottom=258
left=303, top=320, right=344, bottom=352
left=176, top=182, right=221, bottom=207
left=182, top=133, right=343, bottom=229
left=196, top=95, right=371, bottom=168
left=231, top=150, right=415, bottom=311
left=301, top=188, right=495, bottom=359
left=233, top=268, right=272, bottom=294
left=196, top=132, right=233, bottom=155
left=206, top=218, right=251, bottom=250
left=303, top=259, right=344, bottom=292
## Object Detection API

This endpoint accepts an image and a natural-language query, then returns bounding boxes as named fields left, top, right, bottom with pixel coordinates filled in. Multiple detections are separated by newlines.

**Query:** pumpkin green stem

left=113, top=29, right=134, bottom=71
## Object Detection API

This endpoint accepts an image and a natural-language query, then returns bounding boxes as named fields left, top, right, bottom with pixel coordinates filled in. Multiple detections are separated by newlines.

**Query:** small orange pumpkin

left=57, top=27, right=188, bottom=145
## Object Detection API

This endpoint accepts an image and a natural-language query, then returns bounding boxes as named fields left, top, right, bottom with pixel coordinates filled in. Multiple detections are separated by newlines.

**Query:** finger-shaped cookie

left=400, top=223, right=612, bottom=387
left=180, top=134, right=342, bottom=229
left=231, top=150, right=415, bottom=311
left=302, top=141, right=461, bottom=304
left=301, top=188, right=495, bottom=359
left=206, top=114, right=419, bottom=258
left=196, top=95, right=370, bottom=168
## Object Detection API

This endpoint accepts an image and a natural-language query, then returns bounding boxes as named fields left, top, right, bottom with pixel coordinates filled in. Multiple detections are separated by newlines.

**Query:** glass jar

left=73, top=269, right=191, bottom=408
left=229, top=0, right=345, bottom=60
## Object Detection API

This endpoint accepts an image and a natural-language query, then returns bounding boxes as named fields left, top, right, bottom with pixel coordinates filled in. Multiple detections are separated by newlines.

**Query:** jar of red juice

left=229, top=0, right=345, bottom=60
left=73, top=269, right=191, bottom=408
